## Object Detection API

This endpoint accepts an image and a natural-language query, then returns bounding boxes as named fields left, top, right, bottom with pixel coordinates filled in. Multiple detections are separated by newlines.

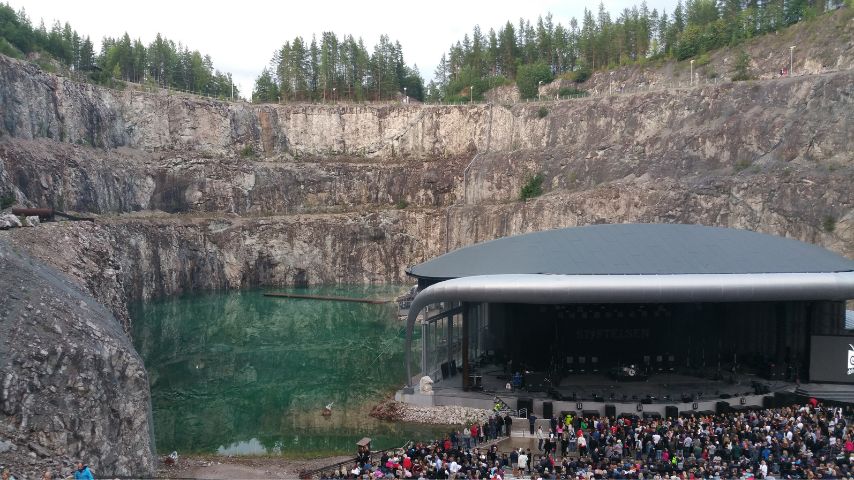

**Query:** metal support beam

left=462, top=303, right=470, bottom=390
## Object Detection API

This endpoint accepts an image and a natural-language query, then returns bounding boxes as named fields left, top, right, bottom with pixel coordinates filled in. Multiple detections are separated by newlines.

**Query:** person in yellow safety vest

left=494, top=402, right=502, bottom=412
left=565, top=413, right=572, bottom=428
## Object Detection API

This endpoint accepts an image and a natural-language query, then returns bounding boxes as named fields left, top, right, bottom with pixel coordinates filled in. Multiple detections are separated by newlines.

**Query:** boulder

left=0, top=213, right=22, bottom=229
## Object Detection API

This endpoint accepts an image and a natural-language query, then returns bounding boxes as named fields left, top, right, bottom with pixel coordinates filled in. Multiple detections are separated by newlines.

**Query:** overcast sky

left=13, top=0, right=678, bottom=98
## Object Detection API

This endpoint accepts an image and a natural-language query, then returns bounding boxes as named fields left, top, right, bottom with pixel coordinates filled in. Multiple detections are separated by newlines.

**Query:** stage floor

left=430, top=363, right=795, bottom=404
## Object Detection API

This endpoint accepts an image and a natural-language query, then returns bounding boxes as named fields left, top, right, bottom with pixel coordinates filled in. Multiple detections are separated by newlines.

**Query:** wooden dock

left=263, top=292, right=392, bottom=304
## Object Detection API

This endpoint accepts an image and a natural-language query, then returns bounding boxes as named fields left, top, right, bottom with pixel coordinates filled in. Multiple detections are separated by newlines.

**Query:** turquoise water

left=131, top=286, right=441, bottom=456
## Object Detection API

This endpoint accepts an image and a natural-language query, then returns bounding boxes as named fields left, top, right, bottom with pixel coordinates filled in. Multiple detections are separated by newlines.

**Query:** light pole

left=538, top=80, right=543, bottom=101
left=470, top=85, right=473, bottom=104
left=690, top=59, right=694, bottom=86
left=332, top=87, right=336, bottom=103
left=609, top=71, right=614, bottom=95
left=790, top=45, right=795, bottom=76
left=403, top=86, right=407, bottom=103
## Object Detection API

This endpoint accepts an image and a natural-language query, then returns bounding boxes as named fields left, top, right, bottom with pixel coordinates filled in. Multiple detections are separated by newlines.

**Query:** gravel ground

left=157, top=454, right=354, bottom=479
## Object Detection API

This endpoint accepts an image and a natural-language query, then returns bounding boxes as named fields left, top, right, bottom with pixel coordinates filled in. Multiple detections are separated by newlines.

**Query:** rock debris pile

left=371, top=400, right=491, bottom=426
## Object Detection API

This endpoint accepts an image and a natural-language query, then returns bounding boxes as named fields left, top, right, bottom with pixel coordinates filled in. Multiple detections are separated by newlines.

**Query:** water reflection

left=217, top=438, right=269, bottom=455
left=132, top=286, right=434, bottom=455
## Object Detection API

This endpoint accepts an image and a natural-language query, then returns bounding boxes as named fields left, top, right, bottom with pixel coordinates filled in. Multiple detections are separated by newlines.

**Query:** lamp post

left=470, top=85, right=473, bottom=104
left=690, top=59, right=695, bottom=86
left=790, top=45, right=795, bottom=76
left=403, top=86, right=407, bottom=103
left=332, top=87, right=336, bottom=103
left=538, top=80, right=543, bottom=101
left=609, top=71, right=614, bottom=95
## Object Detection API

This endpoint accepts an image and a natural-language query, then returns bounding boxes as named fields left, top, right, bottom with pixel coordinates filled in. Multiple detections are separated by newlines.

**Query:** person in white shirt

left=449, top=459, right=461, bottom=479
left=518, top=450, right=529, bottom=473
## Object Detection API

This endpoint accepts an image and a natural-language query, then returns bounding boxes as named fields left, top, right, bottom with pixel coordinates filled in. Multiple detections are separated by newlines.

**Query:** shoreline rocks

left=371, top=400, right=491, bottom=426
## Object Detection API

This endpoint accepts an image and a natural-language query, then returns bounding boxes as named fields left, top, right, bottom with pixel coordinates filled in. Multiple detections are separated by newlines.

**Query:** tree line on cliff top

left=252, top=33, right=425, bottom=104
left=0, top=2, right=237, bottom=98
left=432, top=0, right=849, bottom=101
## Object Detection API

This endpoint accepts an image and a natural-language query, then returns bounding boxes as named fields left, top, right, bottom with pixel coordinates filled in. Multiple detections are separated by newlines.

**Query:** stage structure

left=400, top=224, right=854, bottom=414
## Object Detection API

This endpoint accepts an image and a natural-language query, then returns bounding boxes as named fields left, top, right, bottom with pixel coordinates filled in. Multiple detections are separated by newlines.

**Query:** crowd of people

left=322, top=402, right=854, bottom=479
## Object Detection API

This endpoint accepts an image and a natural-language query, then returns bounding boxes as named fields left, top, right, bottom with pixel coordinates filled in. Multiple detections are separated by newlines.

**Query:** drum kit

left=610, top=363, right=649, bottom=381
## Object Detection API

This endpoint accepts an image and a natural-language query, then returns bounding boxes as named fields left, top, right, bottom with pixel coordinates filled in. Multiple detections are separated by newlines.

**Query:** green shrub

left=573, top=65, right=592, bottom=84
left=732, top=49, right=753, bottom=81
left=0, top=38, right=23, bottom=59
left=516, top=63, right=553, bottom=100
left=240, top=145, right=255, bottom=158
left=537, top=107, right=549, bottom=118
left=558, top=86, right=587, bottom=98
left=822, top=215, right=836, bottom=233
left=519, top=173, right=544, bottom=201
left=395, top=199, right=409, bottom=209
left=694, top=52, right=711, bottom=67
left=0, top=193, right=15, bottom=209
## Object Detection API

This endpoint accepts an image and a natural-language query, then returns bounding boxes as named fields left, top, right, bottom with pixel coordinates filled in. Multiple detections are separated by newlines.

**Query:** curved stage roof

left=408, top=224, right=854, bottom=280
left=403, top=225, right=854, bottom=385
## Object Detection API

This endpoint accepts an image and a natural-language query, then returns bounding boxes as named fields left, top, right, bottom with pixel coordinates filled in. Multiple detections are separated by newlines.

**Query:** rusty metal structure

left=11, top=207, right=94, bottom=222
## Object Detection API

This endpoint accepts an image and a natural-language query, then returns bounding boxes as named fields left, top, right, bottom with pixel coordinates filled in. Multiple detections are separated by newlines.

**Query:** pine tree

left=252, top=67, right=279, bottom=103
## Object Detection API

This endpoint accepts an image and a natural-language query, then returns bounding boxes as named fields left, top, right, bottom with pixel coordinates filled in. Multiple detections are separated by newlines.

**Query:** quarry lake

left=131, top=286, right=442, bottom=456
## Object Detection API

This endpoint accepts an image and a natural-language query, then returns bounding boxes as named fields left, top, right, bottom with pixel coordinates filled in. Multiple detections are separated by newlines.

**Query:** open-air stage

left=395, top=224, right=854, bottom=417
left=397, top=363, right=853, bottom=418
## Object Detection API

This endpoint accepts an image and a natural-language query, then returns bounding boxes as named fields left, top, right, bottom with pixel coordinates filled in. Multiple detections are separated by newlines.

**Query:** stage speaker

left=517, top=398, right=533, bottom=417
left=665, top=406, right=678, bottom=419
left=441, top=362, right=450, bottom=379
left=762, top=396, right=774, bottom=409
left=543, top=401, right=554, bottom=419
left=605, top=404, right=616, bottom=418
left=716, top=401, right=730, bottom=414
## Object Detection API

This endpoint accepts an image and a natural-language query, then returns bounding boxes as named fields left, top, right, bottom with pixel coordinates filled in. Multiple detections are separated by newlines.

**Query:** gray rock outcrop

left=0, top=239, right=155, bottom=478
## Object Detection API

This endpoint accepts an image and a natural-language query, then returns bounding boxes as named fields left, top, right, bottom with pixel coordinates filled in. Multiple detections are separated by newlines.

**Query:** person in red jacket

left=470, top=423, right=479, bottom=446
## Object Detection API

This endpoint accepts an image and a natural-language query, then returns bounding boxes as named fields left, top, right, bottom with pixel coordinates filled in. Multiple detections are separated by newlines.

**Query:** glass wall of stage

left=419, top=302, right=491, bottom=384
left=414, top=299, right=846, bottom=387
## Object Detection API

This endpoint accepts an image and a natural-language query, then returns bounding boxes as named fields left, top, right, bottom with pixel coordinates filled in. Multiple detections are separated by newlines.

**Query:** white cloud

left=11, top=0, right=678, bottom=98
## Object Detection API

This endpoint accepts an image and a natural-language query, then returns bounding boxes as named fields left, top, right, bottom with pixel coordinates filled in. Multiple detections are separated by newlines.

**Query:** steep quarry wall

left=0, top=239, right=155, bottom=478
left=0, top=46, right=852, bottom=472
left=1, top=52, right=852, bottom=303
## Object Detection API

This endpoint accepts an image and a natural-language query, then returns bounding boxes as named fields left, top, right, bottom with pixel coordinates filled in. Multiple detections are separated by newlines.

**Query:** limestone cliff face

left=0, top=239, right=155, bottom=478
left=1, top=50, right=852, bottom=301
